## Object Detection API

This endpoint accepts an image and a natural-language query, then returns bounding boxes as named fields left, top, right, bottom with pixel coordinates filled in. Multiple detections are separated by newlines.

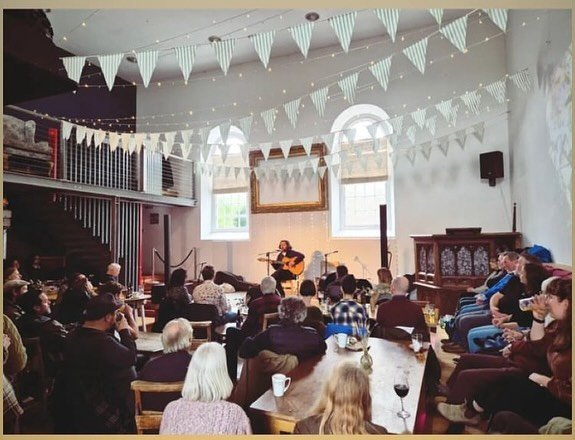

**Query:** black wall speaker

left=379, top=205, right=388, bottom=268
left=479, top=151, right=504, bottom=186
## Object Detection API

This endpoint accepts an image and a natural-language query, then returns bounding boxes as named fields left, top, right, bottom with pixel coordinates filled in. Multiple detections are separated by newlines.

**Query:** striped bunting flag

left=283, top=98, right=301, bottom=128
left=429, top=9, right=443, bottom=25
left=219, top=121, right=231, bottom=145
left=440, top=16, right=468, bottom=53
left=509, top=70, right=532, bottom=92
left=484, top=9, right=508, bottom=33
left=403, top=37, right=428, bottom=74
left=338, top=72, right=359, bottom=104
left=279, top=140, right=292, bottom=159
left=450, top=104, right=460, bottom=126
left=369, top=56, right=392, bottom=91
left=389, top=115, right=404, bottom=136
left=484, top=79, right=507, bottom=104
left=328, top=12, right=357, bottom=53
left=410, top=108, right=427, bottom=129
left=310, top=86, right=329, bottom=118
left=301, top=136, right=314, bottom=156
left=250, top=30, right=276, bottom=69
left=97, top=53, right=124, bottom=90
left=174, top=45, right=197, bottom=82
left=435, top=99, right=454, bottom=123
left=238, top=115, right=253, bottom=141
left=135, top=50, right=159, bottom=87
left=212, top=39, right=236, bottom=75
left=426, top=115, right=437, bottom=136
left=321, top=133, right=335, bottom=153
left=260, top=108, right=277, bottom=134
left=374, top=9, right=400, bottom=42
left=75, top=125, right=87, bottom=145
left=289, top=22, right=314, bottom=59
left=461, top=90, right=482, bottom=114
left=406, top=126, right=417, bottom=144
left=62, top=56, right=86, bottom=83
left=259, top=142, right=272, bottom=161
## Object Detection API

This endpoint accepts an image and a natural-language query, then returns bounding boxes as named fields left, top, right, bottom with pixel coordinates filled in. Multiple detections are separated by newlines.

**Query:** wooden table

left=135, top=331, right=163, bottom=354
left=249, top=336, right=428, bottom=434
left=125, top=294, right=152, bottom=332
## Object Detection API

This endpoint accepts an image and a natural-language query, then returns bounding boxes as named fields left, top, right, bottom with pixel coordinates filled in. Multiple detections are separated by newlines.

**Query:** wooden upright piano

left=411, top=231, right=522, bottom=315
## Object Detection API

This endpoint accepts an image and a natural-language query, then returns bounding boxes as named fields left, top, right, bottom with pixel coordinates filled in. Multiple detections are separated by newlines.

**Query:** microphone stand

left=322, top=251, right=338, bottom=276
left=257, top=250, right=280, bottom=276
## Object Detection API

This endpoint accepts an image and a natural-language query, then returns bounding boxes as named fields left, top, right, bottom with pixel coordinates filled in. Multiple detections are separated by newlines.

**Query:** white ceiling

left=47, top=8, right=471, bottom=82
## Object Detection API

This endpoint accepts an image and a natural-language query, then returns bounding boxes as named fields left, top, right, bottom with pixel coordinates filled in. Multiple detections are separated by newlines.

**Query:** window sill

left=201, top=231, right=250, bottom=241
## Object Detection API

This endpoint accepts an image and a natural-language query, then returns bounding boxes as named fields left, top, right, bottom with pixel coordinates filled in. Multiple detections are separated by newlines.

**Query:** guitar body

left=258, top=256, right=305, bottom=276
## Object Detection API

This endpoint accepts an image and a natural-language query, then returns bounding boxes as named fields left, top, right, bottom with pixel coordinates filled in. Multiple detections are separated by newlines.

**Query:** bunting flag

left=318, top=165, right=327, bottom=179
left=219, top=121, right=231, bottom=145
left=260, top=108, right=277, bottom=134
left=461, top=90, right=481, bottom=114
left=484, top=79, right=507, bottom=104
left=484, top=9, right=508, bottom=33
left=301, top=136, right=314, bottom=156
left=343, top=127, right=356, bottom=146
left=374, top=9, right=400, bottom=42
left=97, top=53, right=124, bottom=91
left=289, top=22, right=314, bottom=59
left=421, top=142, right=433, bottom=161
left=438, top=139, right=450, bottom=156
left=75, top=125, right=87, bottom=145
left=406, top=126, right=417, bottom=144
left=284, top=98, right=301, bottom=128
left=339, top=150, right=348, bottom=164
left=201, top=143, right=212, bottom=162
left=310, top=157, right=320, bottom=174
left=219, top=144, right=230, bottom=163
left=509, top=70, right=532, bottom=92
left=279, top=140, right=292, bottom=159
left=134, top=133, right=144, bottom=155
left=260, top=142, right=272, bottom=161
left=62, top=121, right=74, bottom=140
left=471, top=122, right=485, bottom=143
left=371, top=137, right=381, bottom=153
left=174, top=45, right=197, bottom=82
left=429, top=8, right=443, bottom=25
left=405, top=149, right=416, bottom=165
left=297, top=160, right=308, bottom=177
left=240, top=143, right=250, bottom=163
left=366, top=121, right=380, bottom=141
left=242, top=167, right=251, bottom=182
left=440, top=16, right=468, bottom=53
left=328, top=11, right=357, bottom=53
left=198, top=126, right=210, bottom=146
left=120, top=133, right=131, bottom=152
left=250, top=30, right=276, bottom=69
left=234, top=167, right=242, bottom=180
left=310, top=86, right=329, bottom=117
left=286, top=163, right=295, bottom=178
left=435, top=99, right=454, bottom=123
left=164, top=132, right=176, bottom=157
left=389, top=115, right=404, bottom=136
left=62, top=56, right=86, bottom=83
left=108, top=132, right=120, bottom=152
left=369, top=56, right=392, bottom=91
left=453, top=130, right=467, bottom=149
left=212, top=39, right=236, bottom=75
left=330, top=163, right=340, bottom=179
left=323, top=155, right=334, bottom=169
left=149, top=133, right=161, bottom=153
left=253, top=167, right=263, bottom=180
left=403, top=37, right=428, bottom=74
left=93, top=129, right=106, bottom=149
left=426, top=115, right=437, bottom=136
left=338, top=72, right=359, bottom=104
left=135, top=50, right=159, bottom=88
left=410, top=108, right=427, bottom=129
left=238, top=115, right=253, bottom=141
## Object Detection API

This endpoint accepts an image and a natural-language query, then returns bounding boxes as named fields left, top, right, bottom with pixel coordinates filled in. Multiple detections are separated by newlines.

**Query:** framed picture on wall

left=249, top=143, right=328, bottom=214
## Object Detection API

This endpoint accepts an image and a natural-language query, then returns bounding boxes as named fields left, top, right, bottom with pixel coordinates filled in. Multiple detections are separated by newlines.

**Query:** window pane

left=214, top=192, right=248, bottom=230
left=342, top=181, right=386, bottom=227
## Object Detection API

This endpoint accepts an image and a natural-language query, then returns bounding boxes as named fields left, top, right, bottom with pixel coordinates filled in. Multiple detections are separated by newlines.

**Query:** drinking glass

left=393, top=369, right=410, bottom=419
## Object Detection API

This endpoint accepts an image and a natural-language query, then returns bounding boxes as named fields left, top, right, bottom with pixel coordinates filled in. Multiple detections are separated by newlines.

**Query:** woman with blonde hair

left=159, top=342, right=251, bottom=435
left=294, top=362, right=387, bottom=434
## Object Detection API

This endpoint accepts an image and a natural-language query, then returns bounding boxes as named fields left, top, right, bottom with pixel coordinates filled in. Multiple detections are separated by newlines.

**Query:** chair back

left=370, top=324, right=411, bottom=341
left=152, top=298, right=178, bottom=332
left=189, top=320, right=213, bottom=350
left=182, top=303, right=219, bottom=339
left=262, top=312, right=280, bottom=330
left=131, top=380, right=184, bottom=434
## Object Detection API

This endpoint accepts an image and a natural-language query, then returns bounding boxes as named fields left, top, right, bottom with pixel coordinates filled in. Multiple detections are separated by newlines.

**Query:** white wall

left=506, top=10, right=572, bottom=265
left=138, top=14, right=516, bottom=282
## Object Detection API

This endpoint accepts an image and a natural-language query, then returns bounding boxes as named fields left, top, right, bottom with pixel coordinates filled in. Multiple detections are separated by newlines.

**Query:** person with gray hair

left=160, top=342, right=252, bottom=435
left=239, top=296, right=326, bottom=361
left=138, top=318, right=194, bottom=411
left=101, top=262, right=121, bottom=284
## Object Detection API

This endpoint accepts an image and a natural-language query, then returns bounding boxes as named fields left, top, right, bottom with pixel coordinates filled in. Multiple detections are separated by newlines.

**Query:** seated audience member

left=165, top=268, right=192, bottom=309
left=239, top=297, right=326, bottom=361
left=298, top=280, right=326, bottom=337
left=325, top=265, right=349, bottom=304
left=57, top=274, right=95, bottom=325
left=193, top=265, right=236, bottom=325
left=53, top=293, right=137, bottom=434
left=330, top=275, right=368, bottom=335
left=3, top=280, right=29, bottom=323
left=3, top=328, right=25, bottom=434
left=26, top=254, right=45, bottom=282
left=2, top=315, right=27, bottom=379
left=372, top=267, right=392, bottom=306
left=160, top=342, right=251, bottom=435
left=294, top=362, right=387, bottom=434
left=3, top=267, right=22, bottom=283
left=101, top=262, right=121, bottom=284
left=464, top=256, right=506, bottom=297
left=138, top=318, right=194, bottom=411
left=437, top=278, right=571, bottom=428
left=99, top=281, right=139, bottom=339
left=225, top=276, right=281, bottom=381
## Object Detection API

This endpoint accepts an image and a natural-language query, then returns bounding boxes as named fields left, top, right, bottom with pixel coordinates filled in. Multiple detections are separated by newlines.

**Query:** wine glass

left=393, top=369, right=410, bottom=419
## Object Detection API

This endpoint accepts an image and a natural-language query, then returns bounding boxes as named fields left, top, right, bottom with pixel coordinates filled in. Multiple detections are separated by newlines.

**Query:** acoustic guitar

left=257, top=256, right=305, bottom=276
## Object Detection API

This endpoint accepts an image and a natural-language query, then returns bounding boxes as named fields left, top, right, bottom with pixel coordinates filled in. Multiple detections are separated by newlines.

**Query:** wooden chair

left=189, top=320, right=212, bottom=350
left=131, top=380, right=184, bottom=434
left=262, top=312, right=280, bottom=330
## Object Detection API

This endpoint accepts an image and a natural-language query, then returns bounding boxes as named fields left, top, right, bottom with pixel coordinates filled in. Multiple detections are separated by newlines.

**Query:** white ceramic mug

left=336, top=333, right=348, bottom=349
left=272, top=373, right=291, bottom=397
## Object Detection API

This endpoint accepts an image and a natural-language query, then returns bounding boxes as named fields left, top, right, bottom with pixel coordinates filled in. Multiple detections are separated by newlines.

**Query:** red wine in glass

left=394, top=371, right=410, bottom=419
left=394, top=384, right=409, bottom=398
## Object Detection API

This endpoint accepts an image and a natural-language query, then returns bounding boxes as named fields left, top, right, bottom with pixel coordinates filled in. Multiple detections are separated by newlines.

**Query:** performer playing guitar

left=272, top=239, right=304, bottom=297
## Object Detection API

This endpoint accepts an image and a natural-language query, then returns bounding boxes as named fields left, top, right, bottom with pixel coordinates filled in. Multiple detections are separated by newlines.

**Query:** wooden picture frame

left=249, top=143, right=328, bottom=214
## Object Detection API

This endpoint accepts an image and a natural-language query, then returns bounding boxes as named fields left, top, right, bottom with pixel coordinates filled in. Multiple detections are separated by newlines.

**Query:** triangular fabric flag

left=318, top=166, right=327, bottom=179
left=323, top=155, right=334, bottom=169
left=310, top=86, right=329, bottom=117
left=174, top=45, right=197, bottom=82
left=406, top=126, right=417, bottom=144
left=62, top=56, right=86, bottom=83
left=164, top=131, right=176, bottom=154
left=97, top=53, right=124, bottom=91
left=219, top=121, right=231, bottom=145
left=328, top=11, right=357, bottom=53
left=198, top=126, right=210, bottom=145
left=405, top=149, right=416, bottom=165
left=93, top=129, right=106, bottom=148
left=120, top=133, right=131, bottom=152
left=353, top=143, right=363, bottom=159
left=240, top=143, right=250, bottom=163
left=286, top=164, right=295, bottom=178
left=149, top=133, right=161, bottom=153
left=509, top=70, right=532, bottom=92
left=374, top=9, right=400, bottom=42
left=219, top=144, right=230, bottom=163
left=135, top=50, right=159, bottom=87
left=161, top=142, right=171, bottom=159
left=108, top=132, right=120, bottom=152
left=484, top=79, right=507, bottom=104
left=224, top=165, right=232, bottom=179
left=62, top=121, right=74, bottom=140
left=301, top=136, right=314, bottom=156
left=453, top=130, right=467, bottom=149
left=389, top=115, right=404, bottom=136
left=279, top=140, right=292, bottom=159
left=283, top=98, right=301, bottom=128
left=260, top=108, right=277, bottom=134
left=250, top=30, right=276, bottom=69
left=289, top=21, right=314, bottom=59
left=421, top=142, right=433, bottom=161
left=310, top=157, right=320, bottom=174
left=339, top=150, right=348, bottom=164
left=260, top=142, right=272, bottom=161
left=369, top=56, right=392, bottom=91
left=461, top=90, right=482, bottom=114
left=429, top=8, right=443, bottom=25
left=371, top=137, right=381, bottom=153
left=238, top=115, right=253, bottom=141
left=471, top=122, right=485, bottom=143
left=366, top=121, right=380, bottom=141
left=297, top=160, right=307, bottom=176
left=338, top=72, right=359, bottom=104
left=127, top=135, right=136, bottom=154
left=343, top=128, right=356, bottom=146
left=212, top=39, right=236, bottom=75
left=75, top=125, right=87, bottom=145
left=321, top=133, right=336, bottom=152
left=440, top=16, right=468, bottom=53
left=253, top=167, right=263, bottom=180
left=450, top=104, right=460, bottom=126
left=484, top=9, right=508, bottom=33
left=330, top=163, right=340, bottom=179
left=134, top=133, right=144, bottom=154
left=403, top=37, right=428, bottom=74
left=358, top=155, right=369, bottom=171
left=242, top=168, right=251, bottom=182
left=234, top=167, right=242, bottom=180
left=426, top=116, right=437, bottom=136
left=201, top=144, right=212, bottom=162
left=435, top=99, right=454, bottom=123
left=410, top=108, right=427, bottom=129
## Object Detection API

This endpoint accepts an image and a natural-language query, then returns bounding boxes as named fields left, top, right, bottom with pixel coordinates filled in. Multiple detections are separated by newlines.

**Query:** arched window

left=329, top=104, right=395, bottom=238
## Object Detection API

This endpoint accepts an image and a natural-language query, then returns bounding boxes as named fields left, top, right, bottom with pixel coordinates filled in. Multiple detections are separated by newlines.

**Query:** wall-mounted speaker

left=479, top=151, right=504, bottom=186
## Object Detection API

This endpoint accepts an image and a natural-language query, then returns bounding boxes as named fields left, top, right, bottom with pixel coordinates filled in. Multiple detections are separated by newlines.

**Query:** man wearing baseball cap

left=3, top=279, right=29, bottom=323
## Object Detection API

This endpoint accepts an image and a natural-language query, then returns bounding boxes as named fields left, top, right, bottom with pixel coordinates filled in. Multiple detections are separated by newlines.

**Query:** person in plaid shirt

left=192, top=265, right=236, bottom=325
left=330, top=275, right=368, bottom=331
